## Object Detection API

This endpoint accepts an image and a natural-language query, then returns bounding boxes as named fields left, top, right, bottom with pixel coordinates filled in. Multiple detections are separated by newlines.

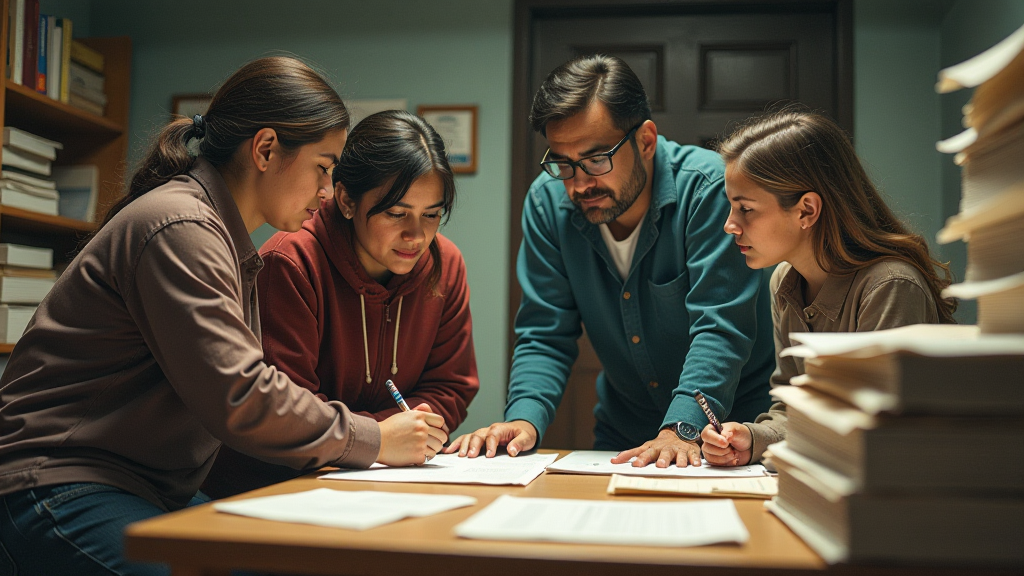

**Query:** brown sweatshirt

left=746, top=259, right=942, bottom=463
left=0, top=158, right=379, bottom=511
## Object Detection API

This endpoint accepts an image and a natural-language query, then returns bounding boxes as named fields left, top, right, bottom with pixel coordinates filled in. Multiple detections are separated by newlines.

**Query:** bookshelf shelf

left=0, top=344, right=14, bottom=354
left=5, top=80, right=124, bottom=137
left=0, top=205, right=98, bottom=234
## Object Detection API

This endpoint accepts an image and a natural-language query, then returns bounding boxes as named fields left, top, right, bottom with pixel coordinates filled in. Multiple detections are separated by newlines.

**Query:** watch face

left=676, top=422, right=699, bottom=441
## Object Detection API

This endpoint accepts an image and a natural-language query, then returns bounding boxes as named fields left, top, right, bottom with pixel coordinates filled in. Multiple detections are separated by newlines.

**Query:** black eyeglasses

left=540, top=123, right=643, bottom=180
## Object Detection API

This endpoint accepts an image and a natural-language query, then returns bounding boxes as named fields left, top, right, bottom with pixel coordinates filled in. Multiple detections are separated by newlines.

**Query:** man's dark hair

left=529, top=54, right=651, bottom=136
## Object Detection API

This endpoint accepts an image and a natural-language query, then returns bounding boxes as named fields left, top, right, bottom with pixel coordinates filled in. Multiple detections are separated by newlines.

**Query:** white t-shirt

left=598, top=221, right=643, bottom=280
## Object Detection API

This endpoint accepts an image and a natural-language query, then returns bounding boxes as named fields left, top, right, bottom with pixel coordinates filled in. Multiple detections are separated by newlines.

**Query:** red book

left=21, top=0, right=38, bottom=89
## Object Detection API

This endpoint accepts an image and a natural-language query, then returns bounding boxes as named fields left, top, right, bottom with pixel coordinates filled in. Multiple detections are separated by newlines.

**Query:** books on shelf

left=1, top=146, right=52, bottom=177
left=6, top=0, right=26, bottom=85
left=1, top=169, right=55, bottom=190
left=53, top=165, right=99, bottom=222
left=0, top=304, right=36, bottom=344
left=3, top=127, right=63, bottom=161
left=5, top=0, right=89, bottom=104
left=0, top=186, right=59, bottom=215
left=70, top=39, right=104, bottom=73
left=0, top=274, right=55, bottom=305
left=0, top=244, right=53, bottom=270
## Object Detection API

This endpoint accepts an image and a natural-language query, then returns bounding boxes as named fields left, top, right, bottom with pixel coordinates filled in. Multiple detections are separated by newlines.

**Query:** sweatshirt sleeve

left=128, top=220, right=379, bottom=471
left=396, top=245, right=479, bottom=429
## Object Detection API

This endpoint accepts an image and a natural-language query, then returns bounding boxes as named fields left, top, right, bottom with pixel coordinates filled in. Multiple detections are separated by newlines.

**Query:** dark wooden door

left=509, top=1, right=853, bottom=449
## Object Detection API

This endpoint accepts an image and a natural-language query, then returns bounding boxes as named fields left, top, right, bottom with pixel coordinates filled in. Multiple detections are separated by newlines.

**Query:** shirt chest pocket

left=646, top=270, right=690, bottom=339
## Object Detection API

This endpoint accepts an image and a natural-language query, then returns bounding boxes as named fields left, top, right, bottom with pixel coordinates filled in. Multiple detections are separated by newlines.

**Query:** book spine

left=21, top=0, right=37, bottom=89
left=35, top=12, right=46, bottom=93
left=58, top=18, right=72, bottom=103
left=69, top=39, right=104, bottom=73
left=47, top=16, right=60, bottom=100
left=11, top=0, right=24, bottom=84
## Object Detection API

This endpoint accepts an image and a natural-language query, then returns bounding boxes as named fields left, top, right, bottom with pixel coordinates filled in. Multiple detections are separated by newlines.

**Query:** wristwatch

left=663, top=421, right=699, bottom=442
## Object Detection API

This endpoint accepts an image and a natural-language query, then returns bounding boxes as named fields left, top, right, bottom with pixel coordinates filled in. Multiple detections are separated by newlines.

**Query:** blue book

left=35, top=13, right=47, bottom=93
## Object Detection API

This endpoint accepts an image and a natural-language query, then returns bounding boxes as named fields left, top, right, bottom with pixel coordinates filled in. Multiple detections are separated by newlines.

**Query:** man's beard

left=572, top=151, right=647, bottom=225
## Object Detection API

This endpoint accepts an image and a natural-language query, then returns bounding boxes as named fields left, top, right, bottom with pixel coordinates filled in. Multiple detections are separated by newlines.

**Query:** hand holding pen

left=376, top=379, right=448, bottom=466
left=695, top=389, right=753, bottom=467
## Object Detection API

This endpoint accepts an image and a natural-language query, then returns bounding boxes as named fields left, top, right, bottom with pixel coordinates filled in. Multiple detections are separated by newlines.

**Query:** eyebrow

left=395, top=200, right=446, bottom=209
left=548, top=142, right=619, bottom=160
left=729, top=195, right=757, bottom=202
left=319, top=153, right=340, bottom=164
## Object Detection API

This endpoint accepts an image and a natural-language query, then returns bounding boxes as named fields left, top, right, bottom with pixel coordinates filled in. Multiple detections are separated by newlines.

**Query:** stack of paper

left=545, top=451, right=768, bottom=478
left=606, top=474, right=777, bottom=498
left=936, top=22, right=1024, bottom=333
left=213, top=488, right=476, bottom=531
left=765, top=325, right=1024, bottom=565
left=455, top=495, right=749, bottom=547
left=321, top=452, right=558, bottom=486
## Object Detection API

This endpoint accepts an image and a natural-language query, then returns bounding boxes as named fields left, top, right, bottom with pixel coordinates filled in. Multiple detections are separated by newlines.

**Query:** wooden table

left=124, top=451, right=1016, bottom=576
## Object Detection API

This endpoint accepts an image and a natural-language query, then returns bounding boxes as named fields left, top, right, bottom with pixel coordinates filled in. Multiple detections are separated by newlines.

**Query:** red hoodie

left=202, top=198, right=478, bottom=497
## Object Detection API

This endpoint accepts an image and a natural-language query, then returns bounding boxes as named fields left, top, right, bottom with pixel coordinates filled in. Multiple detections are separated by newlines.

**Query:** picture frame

left=417, top=105, right=478, bottom=174
left=171, top=93, right=213, bottom=120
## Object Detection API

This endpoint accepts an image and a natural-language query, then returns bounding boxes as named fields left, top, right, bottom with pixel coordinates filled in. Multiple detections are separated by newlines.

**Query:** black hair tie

left=191, top=114, right=207, bottom=139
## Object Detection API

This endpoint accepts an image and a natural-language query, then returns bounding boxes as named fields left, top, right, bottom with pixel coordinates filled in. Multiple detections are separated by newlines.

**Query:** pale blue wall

left=86, top=0, right=514, bottom=436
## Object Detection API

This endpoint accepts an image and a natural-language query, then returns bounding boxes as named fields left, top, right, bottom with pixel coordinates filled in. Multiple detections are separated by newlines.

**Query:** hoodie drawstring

left=359, top=294, right=404, bottom=383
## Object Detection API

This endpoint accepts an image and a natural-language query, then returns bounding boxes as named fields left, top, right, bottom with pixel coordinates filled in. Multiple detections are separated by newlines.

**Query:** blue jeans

left=0, top=483, right=209, bottom=576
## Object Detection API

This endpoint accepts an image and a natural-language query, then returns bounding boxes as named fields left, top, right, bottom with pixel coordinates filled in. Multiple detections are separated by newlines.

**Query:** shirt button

left=632, top=335, right=640, bottom=344
left=649, top=381, right=659, bottom=388
left=806, top=311, right=815, bottom=319
left=623, top=291, right=631, bottom=300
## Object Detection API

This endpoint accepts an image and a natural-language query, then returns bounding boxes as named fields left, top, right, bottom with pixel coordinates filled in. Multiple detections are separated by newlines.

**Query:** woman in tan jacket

left=701, top=110, right=956, bottom=466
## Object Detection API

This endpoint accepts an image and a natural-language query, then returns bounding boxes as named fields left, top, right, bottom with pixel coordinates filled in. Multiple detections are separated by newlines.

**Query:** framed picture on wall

left=172, top=94, right=213, bottom=120
left=417, top=105, right=478, bottom=174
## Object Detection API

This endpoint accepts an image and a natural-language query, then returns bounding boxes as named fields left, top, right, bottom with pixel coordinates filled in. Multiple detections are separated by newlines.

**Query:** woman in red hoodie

left=204, top=110, right=479, bottom=496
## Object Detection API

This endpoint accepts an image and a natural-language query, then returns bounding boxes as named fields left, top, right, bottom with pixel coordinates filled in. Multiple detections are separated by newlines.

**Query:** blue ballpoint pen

left=384, top=379, right=411, bottom=412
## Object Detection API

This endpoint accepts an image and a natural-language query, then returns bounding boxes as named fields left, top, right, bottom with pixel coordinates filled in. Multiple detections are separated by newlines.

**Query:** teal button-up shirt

left=506, top=137, right=774, bottom=447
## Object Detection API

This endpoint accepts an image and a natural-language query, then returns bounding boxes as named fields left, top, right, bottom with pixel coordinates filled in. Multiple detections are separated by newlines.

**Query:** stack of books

left=1, top=127, right=61, bottom=215
left=764, top=324, right=1024, bottom=566
left=0, top=242, right=55, bottom=344
left=4, top=0, right=74, bottom=103
left=67, top=41, right=106, bottom=116
left=936, top=23, right=1024, bottom=333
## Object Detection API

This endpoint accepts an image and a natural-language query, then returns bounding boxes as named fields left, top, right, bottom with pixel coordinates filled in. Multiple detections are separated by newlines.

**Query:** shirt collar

left=188, top=157, right=259, bottom=265
left=776, top=264, right=857, bottom=322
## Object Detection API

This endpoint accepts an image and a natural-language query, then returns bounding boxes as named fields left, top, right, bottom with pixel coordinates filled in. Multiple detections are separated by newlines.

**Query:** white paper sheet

left=781, top=324, right=1024, bottom=359
left=320, top=452, right=558, bottom=486
left=607, top=474, right=778, bottom=498
left=455, top=495, right=749, bottom=547
left=213, top=488, right=476, bottom=531
left=545, top=451, right=768, bottom=478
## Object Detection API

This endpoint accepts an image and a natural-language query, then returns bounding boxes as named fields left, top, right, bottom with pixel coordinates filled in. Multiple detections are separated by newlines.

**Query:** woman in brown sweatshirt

left=700, top=110, right=957, bottom=467
left=0, top=58, right=445, bottom=576
left=204, top=110, right=480, bottom=497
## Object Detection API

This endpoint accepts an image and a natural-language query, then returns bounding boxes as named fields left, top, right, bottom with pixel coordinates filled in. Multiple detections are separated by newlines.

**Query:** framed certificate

left=417, top=105, right=478, bottom=174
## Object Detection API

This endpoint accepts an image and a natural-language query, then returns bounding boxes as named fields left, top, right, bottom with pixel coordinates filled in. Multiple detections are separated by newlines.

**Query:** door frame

left=507, top=0, right=854, bottom=357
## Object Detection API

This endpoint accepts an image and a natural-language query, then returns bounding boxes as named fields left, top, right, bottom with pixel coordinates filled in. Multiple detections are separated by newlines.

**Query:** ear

left=797, top=191, right=822, bottom=229
left=335, top=182, right=356, bottom=218
left=636, top=120, right=658, bottom=161
left=250, top=127, right=279, bottom=173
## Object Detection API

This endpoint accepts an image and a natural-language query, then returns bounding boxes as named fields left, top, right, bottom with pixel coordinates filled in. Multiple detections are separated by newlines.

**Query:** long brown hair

left=99, top=56, right=349, bottom=229
left=718, top=110, right=957, bottom=323
left=333, top=110, right=456, bottom=295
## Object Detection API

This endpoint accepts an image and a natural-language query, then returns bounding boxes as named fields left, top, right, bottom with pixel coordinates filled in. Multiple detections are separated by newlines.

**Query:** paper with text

left=455, top=495, right=749, bottom=546
left=546, top=451, right=768, bottom=478
left=213, top=488, right=476, bottom=531
left=321, top=452, right=558, bottom=486
left=607, top=474, right=778, bottom=498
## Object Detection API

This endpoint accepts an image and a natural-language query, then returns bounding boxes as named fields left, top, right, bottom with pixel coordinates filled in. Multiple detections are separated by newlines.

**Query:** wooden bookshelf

left=1, top=0, right=132, bottom=352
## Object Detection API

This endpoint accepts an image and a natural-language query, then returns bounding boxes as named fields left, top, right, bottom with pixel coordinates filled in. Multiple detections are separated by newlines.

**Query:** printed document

left=321, top=452, right=558, bottom=486
left=546, top=451, right=768, bottom=478
left=455, top=495, right=749, bottom=546
left=607, top=474, right=778, bottom=498
left=213, top=488, right=476, bottom=531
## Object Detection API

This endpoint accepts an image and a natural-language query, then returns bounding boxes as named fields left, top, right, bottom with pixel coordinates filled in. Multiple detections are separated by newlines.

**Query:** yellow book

left=70, top=39, right=104, bottom=73
left=58, top=18, right=72, bottom=103
left=606, top=474, right=777, bottom=499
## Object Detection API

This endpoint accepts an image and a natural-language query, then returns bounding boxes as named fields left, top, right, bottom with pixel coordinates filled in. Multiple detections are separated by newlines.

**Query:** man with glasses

left=447, top=55, right=774, bottom=467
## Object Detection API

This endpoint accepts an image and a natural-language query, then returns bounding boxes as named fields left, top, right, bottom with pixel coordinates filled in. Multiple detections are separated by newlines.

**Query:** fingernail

left=508, top=446, right=518, bottom=457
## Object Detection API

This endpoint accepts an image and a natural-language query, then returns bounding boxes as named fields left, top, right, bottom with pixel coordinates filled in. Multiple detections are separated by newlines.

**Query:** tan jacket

left=0, top=158, right=379, bottom=510
left=746, top=259, right=942, bottom=463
